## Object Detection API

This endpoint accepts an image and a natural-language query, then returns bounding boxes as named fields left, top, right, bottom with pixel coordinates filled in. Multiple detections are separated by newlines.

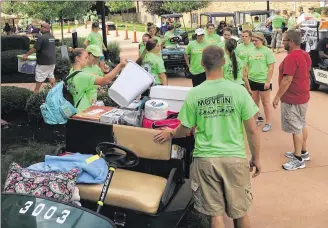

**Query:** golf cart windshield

left=200, top=12, right=236, bottom=27
left=2, top=193, right=116, bottom=228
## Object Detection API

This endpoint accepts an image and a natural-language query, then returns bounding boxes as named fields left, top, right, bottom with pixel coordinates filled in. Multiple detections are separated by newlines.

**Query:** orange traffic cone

left=124, top=25, right=129, bottom=40
left=132, top=25, right=138, bottom=43
left=67, top=21, right=71, bottom=33
left=115, top=24, right=119, bottom=37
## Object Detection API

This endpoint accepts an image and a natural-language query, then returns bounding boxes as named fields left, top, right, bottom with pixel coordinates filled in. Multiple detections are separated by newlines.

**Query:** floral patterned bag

left=4, top=162, right=79, bottom=202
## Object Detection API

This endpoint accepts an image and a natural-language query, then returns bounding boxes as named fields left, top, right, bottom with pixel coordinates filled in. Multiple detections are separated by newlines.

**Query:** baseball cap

left=195, top=28, right=205, bottom=35
left=86, top=44, right=102, bottom=57
left=92, top=22, right=99, bottom=28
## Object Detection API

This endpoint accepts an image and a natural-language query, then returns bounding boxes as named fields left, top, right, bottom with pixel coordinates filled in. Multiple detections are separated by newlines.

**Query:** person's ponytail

left=225, top=39, right=238, bottom=80
left=136, top=38, right=158, bottom=66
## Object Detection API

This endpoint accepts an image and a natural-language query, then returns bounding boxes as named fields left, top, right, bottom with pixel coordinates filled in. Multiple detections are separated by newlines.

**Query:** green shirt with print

left=223, top=55, right=244, bottom=85
left=164, top=30, right=176, bottom=48
left=246, top=46, right=275, bottom=83
left=204, top=33, right=221, bottom=46
left=271, top=15, right=285, bottom=29
left=67, top=69, right=97, bottom=113
left=287, top=17, right=297, bottom=29
left=235, top=42, right=255, bottom=64
left=86, top=32, right=103, bottom=49
left=178, top=78, right=259, bottom=158
left=142, top=52, right=166, bottom=85
left=185, top=40, right=209, bottom=75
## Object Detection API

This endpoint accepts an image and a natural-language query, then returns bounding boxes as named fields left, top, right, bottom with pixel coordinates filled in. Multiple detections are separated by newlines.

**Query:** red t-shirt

left=278, top=49, right=312, bottom=104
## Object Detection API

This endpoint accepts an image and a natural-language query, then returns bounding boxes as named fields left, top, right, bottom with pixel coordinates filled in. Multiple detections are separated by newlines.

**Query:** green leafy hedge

left=1, top=35, right=30, bottom=52
left=1, top=86, right=33, bottom=117
left=25, top=87, right=51, bottom=123
left=107, top=41, right=120, bottom=64
left=1, top=49, right=28, bottom=74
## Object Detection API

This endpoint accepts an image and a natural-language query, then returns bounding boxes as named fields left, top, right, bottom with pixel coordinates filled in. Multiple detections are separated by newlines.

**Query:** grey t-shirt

left=34, top=32, right=56, bottom=65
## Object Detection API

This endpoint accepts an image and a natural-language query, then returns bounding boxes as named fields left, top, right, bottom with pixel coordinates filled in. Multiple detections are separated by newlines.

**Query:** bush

left=25, top=87, right=50, bottom=123
left=1, top=140, right=57, bottom=188
left=1, top=35, right=30, bottom=52
left=1, top=49, right=28, bottom=74
left=62, top=37, right=86, bottom=48
left=97, top=91, right=119, bottom=107
left=1, top=86, right=33, bottom=117
left=107, top=41, right=120, bottom=64
left=54, top=57, right=71, bottom=81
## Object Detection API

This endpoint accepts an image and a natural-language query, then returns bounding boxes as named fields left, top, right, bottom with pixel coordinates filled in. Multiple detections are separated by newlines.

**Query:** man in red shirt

left=273, top=29, right=311, bottom=171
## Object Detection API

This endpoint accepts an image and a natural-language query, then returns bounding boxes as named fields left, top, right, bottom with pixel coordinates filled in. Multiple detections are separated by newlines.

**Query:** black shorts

left=191, top=72, right=206, bottom=87
left=249, top=79, right=272, bottom=91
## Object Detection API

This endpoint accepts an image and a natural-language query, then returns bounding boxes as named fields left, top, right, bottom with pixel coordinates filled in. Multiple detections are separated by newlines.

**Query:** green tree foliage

left=4, top=1, right=95, bottom=43
left=142, top=1, right=171, bottom=16
left=106, top=1, right=135, bottom=13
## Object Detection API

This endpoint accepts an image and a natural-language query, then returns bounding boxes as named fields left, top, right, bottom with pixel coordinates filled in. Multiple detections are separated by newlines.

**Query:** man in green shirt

left=184, top=28, right=209, bottom=87
left=84, top=22, right=108, bottom=73
left=268, top=10, right=285, bottom=53
left=154, top=45, right=261, bottom=228
left=163, top=25, right=176, bottom=48
left=307, top=7, right=321, bottom=19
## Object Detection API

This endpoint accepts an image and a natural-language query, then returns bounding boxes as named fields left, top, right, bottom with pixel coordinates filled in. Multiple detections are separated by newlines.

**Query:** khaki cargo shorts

left=281, top=102, right=308, bottom=134
left=190, top=157, right=252, bottom=219
left=35, top=64, right=55, bottom=82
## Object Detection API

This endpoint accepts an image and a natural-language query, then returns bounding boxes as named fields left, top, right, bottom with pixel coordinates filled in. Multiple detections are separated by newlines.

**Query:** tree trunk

left=61, top=18, right=64, bottom=45
left=190, top=11, right=192, bottom=29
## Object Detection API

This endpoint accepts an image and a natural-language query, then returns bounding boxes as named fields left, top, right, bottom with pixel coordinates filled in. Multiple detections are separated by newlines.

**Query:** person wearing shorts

left=184, top=28, right=209, bottom=87
left=246, top=32, right=275, bottom=132
left=154, top=45, right=261, bottom=228
left=273, top=30, right=311, bottom=171
left=23, top=23, right=56, bottom=94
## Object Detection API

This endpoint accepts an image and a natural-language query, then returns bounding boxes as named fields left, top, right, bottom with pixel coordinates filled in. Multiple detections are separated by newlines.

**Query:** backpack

left=40, top=71, right=82, bottom=125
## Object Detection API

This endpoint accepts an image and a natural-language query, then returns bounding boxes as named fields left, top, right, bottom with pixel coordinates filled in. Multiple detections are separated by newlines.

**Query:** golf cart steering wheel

left=169, top=36, right=181, bottom=44
left=96, top=142, right=139, bottom=168
left=175, top=24, right=181, bottom=29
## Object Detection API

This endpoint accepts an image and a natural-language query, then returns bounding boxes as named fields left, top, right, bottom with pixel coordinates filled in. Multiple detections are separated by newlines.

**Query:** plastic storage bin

left=108, top=60, right=155, bottom=107
left=17, top=54, right=37, bottom=74
left=149, top=86, right=191, bottom=112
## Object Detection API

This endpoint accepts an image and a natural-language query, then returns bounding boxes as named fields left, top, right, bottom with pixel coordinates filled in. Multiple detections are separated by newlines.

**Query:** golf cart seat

left=77, top=125, right=175, bottom=215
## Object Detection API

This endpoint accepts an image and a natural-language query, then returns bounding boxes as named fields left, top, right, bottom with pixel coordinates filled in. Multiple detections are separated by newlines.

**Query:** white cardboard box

left=149, top=86, right=191, bottom=112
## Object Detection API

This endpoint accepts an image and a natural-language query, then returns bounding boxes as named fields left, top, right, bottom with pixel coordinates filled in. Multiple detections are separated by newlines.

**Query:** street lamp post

left=100, top=1, right=108, bottom=59
left=267, top=1, right=270, bottom=17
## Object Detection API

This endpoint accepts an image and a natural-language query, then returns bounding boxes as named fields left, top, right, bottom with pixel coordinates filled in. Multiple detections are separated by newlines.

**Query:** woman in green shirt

left=67, top=48, right=126, bottom=113
left=139, top=33, right=151, bottom=57
left=235, top=30, right=255, bottom=64
left=223, top=39, right=252, bottom=94
left=246, top=32, right=275, bottom=132
left=136, top=39, right=168, bottom=86
left=205, top=23, right=221, bottom=46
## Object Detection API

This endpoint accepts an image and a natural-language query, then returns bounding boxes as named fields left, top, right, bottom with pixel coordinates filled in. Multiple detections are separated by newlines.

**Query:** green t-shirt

left=307, top=12, right=321, bottom=19
left=287, top=17, right=297, bottom=29
left=253, top=22, right=261, bottom=30
left=86, top=32, right=103, bottom=49
left=67, top=69, right=97, bottom=113
left=82, top=65, right=103, bottom=77
left=178, top=78, right=259, bottom=158
left=204, top=33, right=221, bottom=46
left=246, top=46, right=275, bottom=83
left=218, top=40, right=225, bottom=49
left=271, top=15, right=285, bottom=29
left=185, top=40, right=209, bottom=75
left=223, top=55, right=244, bottom=85
left=164, top=30, right=176, bottom=48
left=139, top=43, right=146, bottom=56
left=142, top=52, right=166, bottom=85
left=235, top=43, right=255, bottom=64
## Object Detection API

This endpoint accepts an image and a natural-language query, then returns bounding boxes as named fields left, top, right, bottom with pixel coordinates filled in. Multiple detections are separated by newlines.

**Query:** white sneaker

left=282, top=157, right=305, bottom=171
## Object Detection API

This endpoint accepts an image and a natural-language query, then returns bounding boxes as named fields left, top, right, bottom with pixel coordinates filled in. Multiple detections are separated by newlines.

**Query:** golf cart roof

left=161, top=14, right=183, bottom=18
left=200, top=12, right=235, bottom=17
left=236, top=10, right=270, bottom=16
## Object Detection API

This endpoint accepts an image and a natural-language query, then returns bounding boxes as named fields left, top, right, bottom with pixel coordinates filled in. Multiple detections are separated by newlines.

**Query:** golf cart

left=193, top=12, right=240, bottom=41
left=1, top=118, right=196, bottom=228
left=300, top=19, right=328, bottom=90
left=235, top=10, right=275, bottom=45
left=162, top=36, right=189, bottom=77
left=159, top=14, right=189, bottom=45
